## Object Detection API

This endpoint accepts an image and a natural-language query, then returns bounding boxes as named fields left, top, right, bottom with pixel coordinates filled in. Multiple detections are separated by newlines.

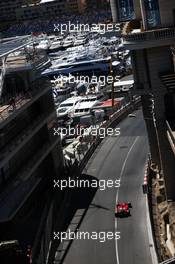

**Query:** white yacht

left=56, top=96, right=82, bottom=117
left=72, top=94, right=105, bottom=117
left=36, top=39, right=51, bottom=50
left=74, top=35, right=86, bottom=46
left=62, top=36, right=75, bottom=48
left=52, top=79, right=75, bottom=105
left=52, top=86, right=72, bottom=105
left=66, top=45, right=84, bottom=52
left=49, top=40, right=62, bottom=52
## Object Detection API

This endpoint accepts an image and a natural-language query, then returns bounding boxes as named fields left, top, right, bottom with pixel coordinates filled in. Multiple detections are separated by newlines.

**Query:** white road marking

left=115, top=136, right=139, bottom=264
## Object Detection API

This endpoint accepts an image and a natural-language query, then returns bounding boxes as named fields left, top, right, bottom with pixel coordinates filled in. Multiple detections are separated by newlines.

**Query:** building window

left=143, top=0, right=161, bottom=29
left=117, top=0, right=135, bottom=22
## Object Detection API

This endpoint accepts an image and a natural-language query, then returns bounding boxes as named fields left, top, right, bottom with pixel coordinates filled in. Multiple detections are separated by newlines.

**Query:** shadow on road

left=53, top=173, right=99, bottom=264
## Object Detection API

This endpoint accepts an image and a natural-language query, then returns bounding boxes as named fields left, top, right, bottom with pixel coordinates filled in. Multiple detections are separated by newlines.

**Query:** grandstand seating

left=3, top=11, right=112, bottom=37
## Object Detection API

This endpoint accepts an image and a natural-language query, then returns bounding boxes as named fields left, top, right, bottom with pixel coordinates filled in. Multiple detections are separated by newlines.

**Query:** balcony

left=0, top=138, right=60, bottom=222
left=0, top=78, right=51, bottom=126
left=122, top=21, right=175, bottom=50
left=0, top=97, right=30, bottom=123
left=0, top=111, right=56, bottom=166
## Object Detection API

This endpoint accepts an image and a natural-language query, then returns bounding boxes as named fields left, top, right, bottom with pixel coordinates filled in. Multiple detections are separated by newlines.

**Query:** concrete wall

left=147, top=47, right=172, bottom=118
left=132, top=46, right=173, bottom=109
left=131, top=49, right=151, bottom=91
left=133, top=45, right=175, bottom=199
left=146, top=47, right=175, bottom=199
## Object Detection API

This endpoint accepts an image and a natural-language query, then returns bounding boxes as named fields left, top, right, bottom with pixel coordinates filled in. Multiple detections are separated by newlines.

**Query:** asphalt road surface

left=63, top=109, right=152, bottom=264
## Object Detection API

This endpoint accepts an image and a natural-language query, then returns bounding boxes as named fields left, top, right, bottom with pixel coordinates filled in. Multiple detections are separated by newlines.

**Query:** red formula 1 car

left=115, top=202, right=132, bottom=217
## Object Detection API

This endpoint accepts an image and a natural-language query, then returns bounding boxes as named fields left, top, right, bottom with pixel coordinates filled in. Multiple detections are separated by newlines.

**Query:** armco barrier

left=142, top=163, right=149, bottom=194
left=159, top=257, right=175, bottom=264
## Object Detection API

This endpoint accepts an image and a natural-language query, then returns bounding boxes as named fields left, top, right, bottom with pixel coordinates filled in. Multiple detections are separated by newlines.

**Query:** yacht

left=36, top=39, right=51, bottom=51
left=66, top=45, right=84, bottom=52
left=52, top=80, right=75, bottom=105
left=42, top=57, right=111, bottom=77
left=62, top=36, right=75, bottom=48
left=49, top=40, right=63, bottom=53
left=72, top=94, right=105, bottom=117
left=56, top=96, right=82, bottom=117
left=74, top=35, right=86, bottom=46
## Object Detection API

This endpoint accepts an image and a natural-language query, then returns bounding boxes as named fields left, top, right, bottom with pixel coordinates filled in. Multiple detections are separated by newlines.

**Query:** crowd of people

left=3, top=11, right=112, bottom=37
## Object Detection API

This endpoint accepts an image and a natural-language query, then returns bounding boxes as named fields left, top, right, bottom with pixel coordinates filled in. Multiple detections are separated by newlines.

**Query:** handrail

left=166, top=121, right=175, bottom=146
left=159, top=257, right=175, bottom=264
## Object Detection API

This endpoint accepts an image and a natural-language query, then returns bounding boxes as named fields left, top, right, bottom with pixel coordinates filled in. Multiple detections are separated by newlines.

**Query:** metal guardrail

left=64, top=99, right=140, bottom=167
left=166, top=121, right=175, bottom=147
left=0, top=57, right=6, bottom=97
left=159, top=257, right=175, bottom=264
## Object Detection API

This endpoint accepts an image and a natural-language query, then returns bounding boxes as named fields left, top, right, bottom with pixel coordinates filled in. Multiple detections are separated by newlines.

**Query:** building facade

left=111, top=0, right=175, bottom=200
left=0, top=40, right=64, bottom=261
left=110, top=1, right=175, bottom=260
